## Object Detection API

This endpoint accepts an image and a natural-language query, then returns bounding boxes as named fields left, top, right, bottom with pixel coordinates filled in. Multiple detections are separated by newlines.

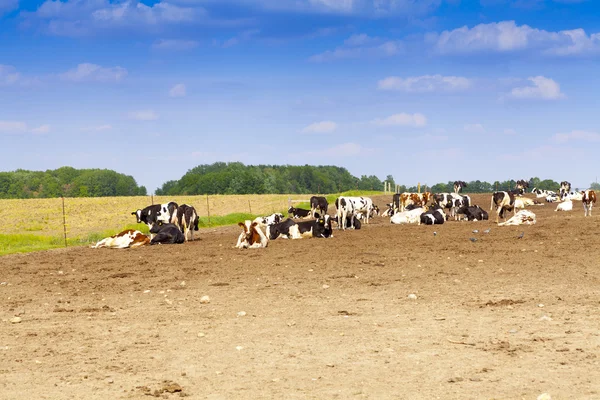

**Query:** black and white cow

left=515, top=180, right=529, bottom=194
left=288, top=206, right=311, bottom=219
left=149, top=223, right=185, bottom=245
left=453, top=181, right=467, bottom=193
left=419, top=206, right=446, bottom=225
left=132, top=201, right=178, bottom=238
left=335, top=196, right=373, bottom=229
left=490, top=191, right=516, bottom=223
left=332, top=215, right=362, bottom=230
left=265, top=218, right=298, bottom=240
left=173, top=204, right=199, bottom=241
left=291, top=215, right=333, bottom=238
left=156, top=202, right=180, bottom=224
left=254, top=213, right=284, bottom=227
left=560, top=181, right=572, bottom=200
left=532, top=187, right=557, bottom=199
left=310, top=196, right=328, bottom=218
left=455, top=205, right=489, bottom=221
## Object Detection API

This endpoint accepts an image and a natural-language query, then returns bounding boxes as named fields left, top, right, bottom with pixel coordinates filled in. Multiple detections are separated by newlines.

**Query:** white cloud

left=220, top=29, right=260, bottom=48
left=430, top=20, right=600, bottom=56
left=25, top=1, right=204, bottom=36
left=152, top=39, right=199, bottom=51
left=309, top=34, right=402, bottom=62
left=301, top=120, right=338, bottom=134
left=129, top=110, right=159, bottom=121
left=553, top=130, right=600, bottom=143
left=60, top=63, right=127, bottom=83
left=509, top=76, right=564, bottom=100
left=0, top=120, right=50, bottom=134
left=169, top=83, right=186, bottom=97
left=373, top=113, right=427, bottom=127
left=464, top=123, right=486, bottom=133
left=378, top=74, right=472, bottom=92
left=83, top=124, right=112, bottom=132
left=0, top=64, right=21, bottom=85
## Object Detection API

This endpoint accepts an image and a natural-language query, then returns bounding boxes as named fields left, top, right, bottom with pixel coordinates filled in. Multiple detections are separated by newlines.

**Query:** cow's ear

left=131, top=211, right=136, bottom=215
left=238, top=222, right=246, bottom=229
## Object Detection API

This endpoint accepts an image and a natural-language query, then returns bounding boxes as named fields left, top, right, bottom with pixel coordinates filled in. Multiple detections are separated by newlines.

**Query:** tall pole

left=61, top=197, right=67, bottom=248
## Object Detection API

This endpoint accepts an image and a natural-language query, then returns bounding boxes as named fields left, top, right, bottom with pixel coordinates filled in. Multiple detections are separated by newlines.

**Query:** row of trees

left=0, top=167, right=147, bottom=199
left=1, top=163, right=597, bottom=198
left=156, top=162, right=388, bottom=195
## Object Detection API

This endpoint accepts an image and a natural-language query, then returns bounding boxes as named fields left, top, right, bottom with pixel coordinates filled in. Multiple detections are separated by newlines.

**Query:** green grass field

left=0, top=191, right=383, bottom=256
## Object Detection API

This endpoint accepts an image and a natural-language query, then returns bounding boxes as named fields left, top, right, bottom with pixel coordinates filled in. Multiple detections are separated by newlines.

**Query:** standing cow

left=582, top=190, right=597, bottom=217
left=310, top=196, right=328, bottom=218
left=490, top=191, right=516, bottom=223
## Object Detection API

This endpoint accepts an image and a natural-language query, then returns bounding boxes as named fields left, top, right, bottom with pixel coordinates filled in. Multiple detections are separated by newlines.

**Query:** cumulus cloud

left=24, top=0, right=203, bottom=36
left=152, top=39, right=199, bottom=50
left=378, top=74, right=472, bottom=92
left=129, top=110, right=159, bottom=121
left=553, top=130, right=600, bottom=143
left=169, top=83, right=186, bottom=97
left=0, top=120, right=50, bottom=134
left=301, top=120, right=338, bottom=134
left=373, top=113, right=427, bottom=127
left=309, top=34, right=402, bottom=62
left=429, top=20, right=600, bottom=56
left=509, top=76, right=564, bottom=100
left=60, top=63, right=127, bottom=82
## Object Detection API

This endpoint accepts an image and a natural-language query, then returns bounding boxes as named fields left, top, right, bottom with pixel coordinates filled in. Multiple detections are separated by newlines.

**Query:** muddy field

left=1, top=194, right=600, bottom=399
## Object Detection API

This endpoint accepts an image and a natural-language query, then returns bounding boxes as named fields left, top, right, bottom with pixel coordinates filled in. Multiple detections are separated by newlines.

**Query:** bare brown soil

left=2, top=194, right=600, bottom=399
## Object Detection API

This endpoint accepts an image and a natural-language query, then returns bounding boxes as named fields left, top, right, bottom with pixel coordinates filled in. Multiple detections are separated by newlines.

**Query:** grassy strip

left=0, top=234, right=65, bottom=256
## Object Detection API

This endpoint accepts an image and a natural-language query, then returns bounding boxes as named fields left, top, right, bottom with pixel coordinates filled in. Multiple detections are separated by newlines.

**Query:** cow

left=286, top=215, right=333, bottom=238
left=156, top=202, right=179, bottom=224
left=514, top=197, right=538, bottom=209
left=390, top=207, right=426, bottom=224
left=356, top=204, right=380, bottom=220
left=582, top=190, right=596, bottom=217
left=555, top=200, right=573, bottom=212
left=172, top=204, right=199, bottom=241
left=91, top=229, right=150, bottom=249
left=335, top=196, right=373, bottom=229
left=546, top=193, right=559, bottom=203
left=562, top=191, right=584, bottom=201
left=309, top=196, right=328, bottom=218
left=453, top=181, right=467, bottom=193
left=332, top=215, right=362, bottom=230
left=288, top=206, right=311, bottom=219
left=254, top=213, right=284, bottom=227
left=381, top=203, right=395, bottom=217
left=235, top=220, right=268, bottom=248
left=498, top=210, right=536, bottom=226
left=265, top=218, right=298, bottom=240
left=395, top=192, right=430, bottom=212
left=449, top=193, right=471, bottom=220
left=560, top=181, right=572, bottom=200
left=419, top=207, right=446, bottom=225
left=149, top=223, right=185, bottom=245
left=515, top=180, right=529, bottom=194
left=490, top=191, right=516, bottom=223
left=455, top=205, right=489, bottom=221
left=532, top=188, right=557, bottom=199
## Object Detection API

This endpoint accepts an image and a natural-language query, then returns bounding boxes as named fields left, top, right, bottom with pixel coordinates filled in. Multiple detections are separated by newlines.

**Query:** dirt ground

left=1, top=193, right=600, bottom=400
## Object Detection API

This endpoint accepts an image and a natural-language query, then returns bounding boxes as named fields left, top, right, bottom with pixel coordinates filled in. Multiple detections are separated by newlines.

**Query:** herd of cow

left=90, top=180, right=597, bottom=249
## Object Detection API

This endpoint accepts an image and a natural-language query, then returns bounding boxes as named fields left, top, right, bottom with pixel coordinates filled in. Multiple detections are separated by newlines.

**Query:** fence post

left=206, top=194, right=211, bottom=225
left=151, top=194, right=154, bottom=205
left=61, top=197, right=67, bottom=248
left=248, top=200, right=252, bottom=214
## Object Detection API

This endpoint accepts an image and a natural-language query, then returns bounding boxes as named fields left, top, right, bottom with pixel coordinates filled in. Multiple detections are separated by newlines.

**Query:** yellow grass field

left=0, top=194, right=308, bottom=238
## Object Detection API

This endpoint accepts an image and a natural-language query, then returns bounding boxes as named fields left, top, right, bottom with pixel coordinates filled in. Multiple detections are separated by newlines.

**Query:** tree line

left=0, top=167, right=147, bottom=199
left=1, top=163, right=597, bottom=198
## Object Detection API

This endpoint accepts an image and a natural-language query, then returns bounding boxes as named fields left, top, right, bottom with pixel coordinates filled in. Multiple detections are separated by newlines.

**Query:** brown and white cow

left=582, top=190, right=597, bottom=217
left=235, top=220, right=268, bottom=249
left=490, top=191, right=516, bottom=223
left=395, top=192, right=431, bottom=212
left=91, top=229, right=150, bottom=249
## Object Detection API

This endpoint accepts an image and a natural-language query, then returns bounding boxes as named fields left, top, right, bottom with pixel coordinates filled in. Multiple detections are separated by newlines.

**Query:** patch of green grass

left=0, top=234, right=65, bottom=256
left=294, top=191, right=385, bottom=210
left=199, top=213, right=259, bottom=228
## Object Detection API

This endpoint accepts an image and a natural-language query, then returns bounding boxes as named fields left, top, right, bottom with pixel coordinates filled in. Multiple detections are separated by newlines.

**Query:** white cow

left=390, top=207, right=426, bottom=224
left=498, top=210, right=537, bottom=226
left=555, top=200, right=573, bottom=212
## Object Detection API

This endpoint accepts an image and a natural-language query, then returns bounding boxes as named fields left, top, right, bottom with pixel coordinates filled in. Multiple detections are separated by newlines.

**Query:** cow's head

left=132, top=209, right=143, bottom=223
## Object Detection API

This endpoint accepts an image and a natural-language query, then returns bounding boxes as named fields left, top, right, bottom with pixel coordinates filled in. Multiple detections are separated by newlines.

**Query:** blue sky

left=1, top=0, right=599, bottom=192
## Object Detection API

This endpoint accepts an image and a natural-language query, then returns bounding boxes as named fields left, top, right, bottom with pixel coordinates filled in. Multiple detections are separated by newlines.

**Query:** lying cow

left=455, top=205, right=489, bottom=221
left=149, top=223, right=185, bottom=245
left=236, top=220, right=268, bottom=248
left=265, top=218, right=298, bottom=240
left=91, top=229, right=150, bottom=249
left=310, top=196, right=328, bottom=218
left=288, top=206, right=311, bottom=219
left=562, top=191, right=584, bottom=201
left=555, top=200, right=573, bottom=212
left=498, top=210, right=536, bottom=226
left=390, top=207, right=426, bottom=224
left=290, top=215, right=333, bottom=238
left=514, top=197, right=541, bottom=209
left=582, top=190, right=596, bottom=217
left=254, top=213, right=284, bottom=227
left=419, top=207, right=446, bottom=225
left=132, top=201, right=178, bottom=238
